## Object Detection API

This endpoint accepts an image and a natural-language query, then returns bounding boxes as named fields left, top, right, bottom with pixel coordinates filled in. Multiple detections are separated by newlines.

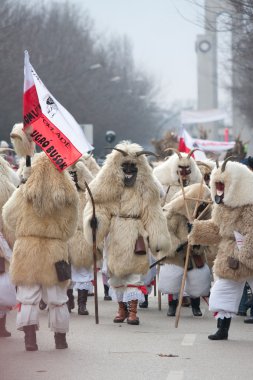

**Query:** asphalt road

left=1, top=273, right=253, bottom=380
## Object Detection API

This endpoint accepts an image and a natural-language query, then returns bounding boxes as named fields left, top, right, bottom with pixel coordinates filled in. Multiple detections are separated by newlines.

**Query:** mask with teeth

left=121, top=162, right=138, bottom=187
left=214, top=182, right=224, bottom=204
left=177, top=165, right=191, bottom=187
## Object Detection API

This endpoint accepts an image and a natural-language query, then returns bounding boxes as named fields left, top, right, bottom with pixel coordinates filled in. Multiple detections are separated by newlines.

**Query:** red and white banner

left=178, top=129, right=207, bottom=160
left=23, top=51, right=93, bottom=171
left=179, top=128, right=235, bottom=159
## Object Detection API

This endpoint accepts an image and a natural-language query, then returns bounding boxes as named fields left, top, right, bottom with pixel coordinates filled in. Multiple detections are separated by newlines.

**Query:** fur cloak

left=162, top=183, right=212, bottom=267
left=189, top=161, right=253, bottom=281
left=0, top=155, right=20, bottom=271
left=3, top=153, right=78, bottom=287
left=68, top=159, right=101, bottom=269
left=83, top=141, right=172, bottom=278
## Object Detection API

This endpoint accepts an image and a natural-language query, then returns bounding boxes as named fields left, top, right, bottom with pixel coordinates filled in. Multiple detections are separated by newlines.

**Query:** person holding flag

left=0, top=51, right=94, bottom=351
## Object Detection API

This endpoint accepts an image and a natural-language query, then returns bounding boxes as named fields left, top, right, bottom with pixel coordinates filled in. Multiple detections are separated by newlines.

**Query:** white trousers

left=109, top=274, right=145, bottom=303
left=209, top=277, right=253, bottom=319
left=16, top=285, right=69, bottom=333
left=158, top=263, right=211, bottom=297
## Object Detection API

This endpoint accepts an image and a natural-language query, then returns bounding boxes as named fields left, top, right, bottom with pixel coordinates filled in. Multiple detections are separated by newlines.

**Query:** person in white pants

left=3, top=153, right=78, bottom=351
left=189, top=158, right=253, bottom=340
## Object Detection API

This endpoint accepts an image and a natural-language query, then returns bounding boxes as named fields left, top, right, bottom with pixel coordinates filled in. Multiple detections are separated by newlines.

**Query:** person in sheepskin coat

left=153, top=149, right=203, bottom=310
left=67, top=157, right=101, bottom=315
left=159, top=183, right=212, bottom=317
left=0, top=154, right=20, bottom=337
left=83, top=141, right=172, bottom=325
left=2, top=152, right=78, bottom=351
left=153, top=149, right=203, bottom=204
left=188, top=157, right=253, bottom=340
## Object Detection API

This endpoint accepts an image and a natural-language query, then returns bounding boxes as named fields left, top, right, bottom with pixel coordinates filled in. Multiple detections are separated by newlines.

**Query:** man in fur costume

left=153, top=149, right=202, bottom=204
left=83, top=141, right=172, bottom=325
left=153, top=149, right=203, bottom=310
left=158, top=183, right=212, bottom=317
left=2, top=152, right=78, bottom=351
left=188, top=158, right=253, bottom=340
left=0, top=154, right=20, bottom=337
left=67, top=157, right=101, bottom=315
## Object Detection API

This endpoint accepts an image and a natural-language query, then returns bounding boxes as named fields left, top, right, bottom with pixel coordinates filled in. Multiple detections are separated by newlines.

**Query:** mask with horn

left=164, top=147, right=200, bottom=187
left=112, top=143, right=159, bottom=188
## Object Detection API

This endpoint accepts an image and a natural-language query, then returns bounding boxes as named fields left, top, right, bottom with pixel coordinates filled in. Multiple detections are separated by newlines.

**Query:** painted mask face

left=177, top=165, right=191, bottom=187
left=214, top=181, right=224, bottom=204
left=121, top=161, right=138, bottom=187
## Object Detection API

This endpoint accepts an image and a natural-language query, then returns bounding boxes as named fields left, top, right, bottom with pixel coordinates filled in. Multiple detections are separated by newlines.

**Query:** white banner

left=181, top=109, right=227, bottom=125
left=182, top=129, right=234, bottom=153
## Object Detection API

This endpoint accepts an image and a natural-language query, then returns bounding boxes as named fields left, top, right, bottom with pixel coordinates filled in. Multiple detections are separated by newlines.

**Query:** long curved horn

left=196, top=161, right=212, bottom=170
left=10, top=133, right=22, bottom=141
left=135, top=151, right=160, bottom=158
left=112, top=148, right=128, bottom=157
left=221, top=156, right=237, bottom=172
left=187, top=148, right=201, bottom=158
left=0, top=148, right=15, bottom=152
left=164, top=147, right=182, bottom=159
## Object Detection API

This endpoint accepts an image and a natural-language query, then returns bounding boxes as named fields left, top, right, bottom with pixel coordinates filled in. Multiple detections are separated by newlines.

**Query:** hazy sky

left=71, top=0, right=204, bottom=106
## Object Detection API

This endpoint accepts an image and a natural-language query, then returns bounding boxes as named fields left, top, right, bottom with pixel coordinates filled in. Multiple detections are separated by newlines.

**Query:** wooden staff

left=175, top=177, right=205, bottom=328
left=157, top=265, right=162, bottom=310
left=84, top=181, right=99, bottom=324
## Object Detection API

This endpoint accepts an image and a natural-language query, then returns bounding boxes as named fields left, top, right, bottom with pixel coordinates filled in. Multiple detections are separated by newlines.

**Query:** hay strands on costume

left=83, top=180, right=99, bottom=324
left=175, top=175, right=211, bottom=328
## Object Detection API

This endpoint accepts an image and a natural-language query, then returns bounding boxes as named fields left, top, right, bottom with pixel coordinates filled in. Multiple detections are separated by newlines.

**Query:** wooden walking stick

left=84, top=181, right=99, bottom=324
left=157, top=265, right=162, bottom=310
left=175, top=176, right=205, bottom=328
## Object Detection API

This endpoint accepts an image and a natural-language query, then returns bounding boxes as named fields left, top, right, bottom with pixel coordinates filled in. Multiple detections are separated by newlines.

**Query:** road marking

left=181, top=334, right=196, bottom=346
left=166, top=370, right=184, bottom=380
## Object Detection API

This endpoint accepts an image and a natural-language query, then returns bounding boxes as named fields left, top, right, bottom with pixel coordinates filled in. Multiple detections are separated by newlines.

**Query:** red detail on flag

left=178, top=137, right=191, bottom=154
left=23, top=85, right=82, bottom=171
left=23, top=85, right=42, bottom=127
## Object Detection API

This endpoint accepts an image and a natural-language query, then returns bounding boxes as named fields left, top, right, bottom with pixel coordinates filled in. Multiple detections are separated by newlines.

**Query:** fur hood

left=88, top=141, right=159, bottom=204
left=10, top=123, right=35, bottom=158
left=68, top=157, right=94, bottom=191
left=153, top=153, right=202, bottom=186
left=80, top=154, right=100, bottom=176
left=164, top=182, right=211, bottom=219
left=210, top=160, right=253, bottom=208
left=22, top=152, right=78, bottom=217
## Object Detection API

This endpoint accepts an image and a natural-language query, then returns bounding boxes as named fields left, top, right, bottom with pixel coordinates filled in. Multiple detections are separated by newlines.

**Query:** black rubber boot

left=208, top=317, right=231, bottom=340
left=104, top=284, right=112, bottom=301
left=77, top=289, right=89, bottom=315
left=39, top=299, right=47, bottom=311
left=54, top=333, right=68, bottom=349
left=191, top=297, right=202, bottom=317
left=0, top=315, right=11, bottom=337
left=23, top=325, right=38, bottom=351
left=67, top=289, right=75, bottom=312
left=139, top=295, right=148, bottom=309
left=167, top=299, right=178, bottom=316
